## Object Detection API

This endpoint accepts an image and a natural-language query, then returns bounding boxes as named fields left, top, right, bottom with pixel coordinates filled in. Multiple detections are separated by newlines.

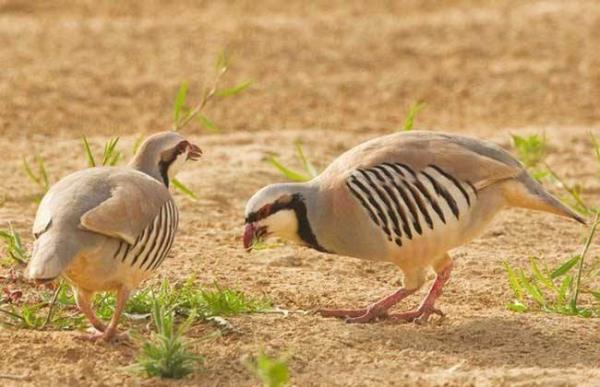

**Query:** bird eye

left=176, top=141, right=189, bottom=154
left=258, top=205, right=271, bottom=219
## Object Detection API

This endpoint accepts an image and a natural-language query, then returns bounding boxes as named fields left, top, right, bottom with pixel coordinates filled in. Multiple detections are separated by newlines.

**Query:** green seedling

left=128, top=297, right=201, bottom=379
left=267, top=141, right=318, bottom=182
left=504, top=213, right=600, bottom=317
left=0, top=282, right=85, bottom=331
left=171, top=178, right=198, bottom=201
left=0, top=223, right=28, bottom=266
left=172, top=51, right=250, bottom=132
left=82, top=136, right=122, bottom=167
left=88, top=278, right=270, bottom=322
left=244, top=351, right=290, bottom=387
left=511, top=133, right=548, bottom=181
left=23, top=154, right=50, bottom=193
left=401, top=101, right=426, bottom=131
left=544, top=163, right=599, bottom=216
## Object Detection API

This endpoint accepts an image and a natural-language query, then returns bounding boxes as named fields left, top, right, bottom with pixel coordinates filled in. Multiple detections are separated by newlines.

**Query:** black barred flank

left=347, top=161, right=475, bottom=247
left=350, top=175, right=392, bottom=237
left=401, top=177, right=433, bottom=230
left=364, top=169, right=403, bottom=240
left=113, top=200, right=178, bottom=272
left=429, top=165, right=471, bottom=206
left=391, top=182, right=414, bottom=239
left=413, top=176, right=446, bottom=224
left=422, top=171, right=460, bottom=220
left=346, top=180, right=380, bottom=226
left=358, top=169, right=393, bottom=241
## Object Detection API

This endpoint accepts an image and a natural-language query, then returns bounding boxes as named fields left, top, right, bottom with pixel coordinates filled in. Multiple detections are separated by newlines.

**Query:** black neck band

left=158, top=160, right=170, bottom=187
left=288, top=194, right=329, bottom=253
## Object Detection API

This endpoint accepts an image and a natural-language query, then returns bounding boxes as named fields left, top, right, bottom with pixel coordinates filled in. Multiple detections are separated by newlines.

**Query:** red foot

left=317, top=288, right=415, bottom=323
left=318, top=306, right=388, bottom=323
left=388, top=305, right=445, bottom=324
left=76, top=328, right=128, bottom=343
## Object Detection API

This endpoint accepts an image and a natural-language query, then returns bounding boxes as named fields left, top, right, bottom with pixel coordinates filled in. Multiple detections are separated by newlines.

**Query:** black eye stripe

left=246, top=199, right=294, bottom=224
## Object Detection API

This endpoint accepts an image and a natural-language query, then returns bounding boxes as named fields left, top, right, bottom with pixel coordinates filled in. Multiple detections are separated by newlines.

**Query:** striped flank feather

left=113, top=200, right=179, bottom=272
left=346, top=163, right=477, bottom=247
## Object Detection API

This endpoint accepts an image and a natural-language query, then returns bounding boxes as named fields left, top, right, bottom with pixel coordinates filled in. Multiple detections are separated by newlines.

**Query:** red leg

left=318, top=287, right=416, bottom=323
left=389, top=260, right=452, bottom=324
left=75, top=289, right=106, bottom=333
left=79, top=287, right=129, bottom=343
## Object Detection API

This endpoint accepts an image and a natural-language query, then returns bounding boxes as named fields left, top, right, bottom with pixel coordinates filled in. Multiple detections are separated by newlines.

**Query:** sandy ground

left=0, top=1, right=599, bottom=386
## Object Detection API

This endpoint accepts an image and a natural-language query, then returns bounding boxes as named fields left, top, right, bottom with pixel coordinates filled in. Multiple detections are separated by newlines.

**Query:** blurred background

left=1, top=2, right=599, bottom=385
left=1, top=0, right=599, bottom=138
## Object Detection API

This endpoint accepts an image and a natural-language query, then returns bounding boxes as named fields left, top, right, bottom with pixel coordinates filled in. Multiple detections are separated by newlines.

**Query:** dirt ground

left=1, top=1, right=599, bottom=386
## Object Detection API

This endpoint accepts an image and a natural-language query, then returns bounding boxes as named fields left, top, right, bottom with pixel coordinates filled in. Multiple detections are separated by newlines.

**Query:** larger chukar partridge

left=26, top=132, right=201, bottom=341
left=243, top=131, right=584, bottom=323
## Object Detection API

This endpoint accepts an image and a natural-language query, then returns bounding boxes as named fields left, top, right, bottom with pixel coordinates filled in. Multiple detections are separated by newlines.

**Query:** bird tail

left=501, top=172, right=586, bottom=225
left=26, top=234, right=77, bottom=281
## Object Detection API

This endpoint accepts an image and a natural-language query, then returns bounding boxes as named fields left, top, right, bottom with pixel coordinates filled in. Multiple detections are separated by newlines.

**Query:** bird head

left=243, top=183, right=306, bottom=251
left=130, top=131, right=202, bottom=186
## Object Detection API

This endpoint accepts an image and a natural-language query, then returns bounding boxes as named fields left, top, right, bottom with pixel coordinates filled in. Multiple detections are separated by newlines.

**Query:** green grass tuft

left=0, top=223, right=28, bottom=266
left=128, top=297, right=201, bottom=379
left=244, top=351, right=290, bottom=387
left=266, top=141, right=318, bottom=182
left=401, top=101, right=425, bottom=131
left=504, top=213, right=600, bottom=317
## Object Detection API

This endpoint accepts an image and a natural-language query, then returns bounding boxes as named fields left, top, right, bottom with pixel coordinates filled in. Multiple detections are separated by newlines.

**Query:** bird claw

left=76, top=328, right=128, bottom=344
left=390, top=306, right=445, bottom=324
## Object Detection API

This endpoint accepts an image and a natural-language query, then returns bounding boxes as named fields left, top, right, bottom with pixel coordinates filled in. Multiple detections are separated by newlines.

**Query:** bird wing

left=79, top=170, right=172, bottom=245
left=321, top=131, right=523, bottom=191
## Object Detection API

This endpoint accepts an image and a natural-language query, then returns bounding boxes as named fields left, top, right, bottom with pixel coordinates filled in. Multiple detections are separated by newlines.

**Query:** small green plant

left=0, top=223, right=28, bottom=266
left=512, top=133, right=546, bottom=168
left=543, top=163, right=599, bottom=216
left=401, top=101, right=425, bottom=131
left=128, top=298, right=201, bottom=379
left=89, top=279, right=270, bottom=321
left=511, top=133, right=548, bottom=181
left=189, top=285, right=271, bottom=318
left=171, top=179, right=198, bottom=201
left=82, top=136, right=122, bottom=167
left=0, top=282, right=85, bottom=331
left=172, top=50, right=251, bottom=132
left=266, top=141, right=318, bottom=182
left=23, top=154, right=50, bottom=193
left=504, top=213, right=600, bottom=317
left=244, top=351, right=290, bottom=387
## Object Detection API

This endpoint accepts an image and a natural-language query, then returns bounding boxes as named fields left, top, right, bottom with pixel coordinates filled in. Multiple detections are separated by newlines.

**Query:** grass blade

left=173, top=81, right=189, bottom=125
left=172, top=178, right=197, bottom=200
left=216, top=80, right=252, bottom=97
left=570, top=212, right=600, bottom=310
left=529, top=257, right=555, bottom=290
left=82, top=136, right=96, bottom=167
left=266, top=156, right=310, bottom=182
left=294, top=142, right=317, bottom=178
left=402, top=101, right=425, bottom=131
left=197, top=115, right=220, bottom=133
left=550, top=255, right=580, bottom=279
left=503, top=261, right=523, bottom=301
left=517, top=268, right=546, bottom=306
left=36, top=155, right=49, bottom=191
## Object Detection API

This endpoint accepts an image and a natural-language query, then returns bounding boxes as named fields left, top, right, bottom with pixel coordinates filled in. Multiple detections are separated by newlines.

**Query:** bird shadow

left=347, top=315, right=599, bottom=368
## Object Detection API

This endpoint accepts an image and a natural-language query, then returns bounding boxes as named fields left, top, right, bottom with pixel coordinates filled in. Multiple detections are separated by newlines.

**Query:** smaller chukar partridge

left=243, top=131, right=584, bottom=323
left=26, top=132, right=201, bottom=341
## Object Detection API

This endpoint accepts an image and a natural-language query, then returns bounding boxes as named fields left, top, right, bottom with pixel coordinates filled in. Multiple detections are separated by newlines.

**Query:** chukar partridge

left=26, top=132, right=201, bottom=341
left=243, top=131, right=584, bottom=323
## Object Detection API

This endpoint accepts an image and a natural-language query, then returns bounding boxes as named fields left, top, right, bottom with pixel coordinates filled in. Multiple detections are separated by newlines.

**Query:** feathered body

left=244, top=131, right=583, bottom=322
left=26, top=132, right=200, bottom=340
left=29, top=168, right=177, bottom=292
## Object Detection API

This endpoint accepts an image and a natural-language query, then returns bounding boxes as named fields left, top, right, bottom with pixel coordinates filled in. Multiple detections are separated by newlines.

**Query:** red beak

left=243, top=223, right=255, bottom=251
left=186, top=143, right=202, bottom=161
